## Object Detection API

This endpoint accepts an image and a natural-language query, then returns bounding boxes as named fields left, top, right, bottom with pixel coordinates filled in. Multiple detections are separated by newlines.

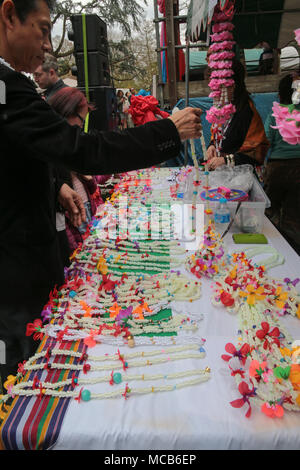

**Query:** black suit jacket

left=0, top=64, right=180, bottom=303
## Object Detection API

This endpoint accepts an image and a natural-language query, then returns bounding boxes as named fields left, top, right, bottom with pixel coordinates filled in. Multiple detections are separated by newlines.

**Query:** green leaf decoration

left=273, top=366, right=291, bottom=380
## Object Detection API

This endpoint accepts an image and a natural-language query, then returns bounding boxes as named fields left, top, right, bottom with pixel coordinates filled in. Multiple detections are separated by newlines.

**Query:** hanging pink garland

left=206, top=1, right=236, bottom=146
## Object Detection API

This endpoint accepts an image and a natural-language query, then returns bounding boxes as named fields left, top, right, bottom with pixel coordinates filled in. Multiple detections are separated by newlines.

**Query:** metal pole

left=184, top=37, right=190, bottom=166
left=165, top=0, right=178, bottom=108
left=153, top=0, right=164, bottom=108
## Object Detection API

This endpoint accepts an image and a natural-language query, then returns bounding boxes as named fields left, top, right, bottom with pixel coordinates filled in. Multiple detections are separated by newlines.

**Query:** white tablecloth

left=53, top=217, right=300, bottom=450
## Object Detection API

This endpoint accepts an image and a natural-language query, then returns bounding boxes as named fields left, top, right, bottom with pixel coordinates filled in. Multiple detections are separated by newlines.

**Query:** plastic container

left=231, top=178, right=271, bottom=233
left=214, top=198, right=231, bottom=234
left=184, top=169, right=271, bottom=233
left=213, top=178, right=271, bottom=233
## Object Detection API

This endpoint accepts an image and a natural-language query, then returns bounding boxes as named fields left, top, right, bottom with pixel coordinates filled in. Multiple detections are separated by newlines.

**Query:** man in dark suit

left=33, top=53, right=67, bottom=101
left=0, top=0, right=202, bottom=387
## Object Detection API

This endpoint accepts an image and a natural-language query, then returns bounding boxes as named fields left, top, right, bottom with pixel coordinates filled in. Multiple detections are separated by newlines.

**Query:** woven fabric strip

left=0, top=337, right=85, bottom=450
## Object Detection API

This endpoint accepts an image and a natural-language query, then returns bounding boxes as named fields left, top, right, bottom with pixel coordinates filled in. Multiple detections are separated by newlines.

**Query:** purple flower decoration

left=284, top=277, right=300, bottom=287
left=115, top=306, right=133, bottom=325
left=134, top=241, right=140, bottom=252
left=41, top=306, right=52, bottom=323
left=216, top=247, right=224, bottom=259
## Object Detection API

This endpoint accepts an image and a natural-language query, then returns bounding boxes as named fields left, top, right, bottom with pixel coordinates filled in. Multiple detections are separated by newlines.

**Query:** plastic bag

left=208, top=164, right=254, bottom=193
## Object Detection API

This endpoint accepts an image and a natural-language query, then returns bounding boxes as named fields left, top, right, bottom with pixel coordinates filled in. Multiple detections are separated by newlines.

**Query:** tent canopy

left=188, top=47, right=299, bottom=74
left=187, top=0, right=300, bottom=49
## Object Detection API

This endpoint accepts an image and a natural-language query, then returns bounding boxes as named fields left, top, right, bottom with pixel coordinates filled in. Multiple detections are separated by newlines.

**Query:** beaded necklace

left=1, top=344, right=210, bottom=403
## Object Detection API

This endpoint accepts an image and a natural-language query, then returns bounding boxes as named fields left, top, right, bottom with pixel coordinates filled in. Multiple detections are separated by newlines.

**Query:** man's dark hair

left=0, top=0, right=55, bottom=23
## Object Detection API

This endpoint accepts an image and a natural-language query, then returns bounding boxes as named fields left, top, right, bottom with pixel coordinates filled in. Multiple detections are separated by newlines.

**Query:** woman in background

left=48, top=87, right=103, bottom=253
left=263, top=73, right=300, bottom=255
left=206, top=60, right=269, bottom=170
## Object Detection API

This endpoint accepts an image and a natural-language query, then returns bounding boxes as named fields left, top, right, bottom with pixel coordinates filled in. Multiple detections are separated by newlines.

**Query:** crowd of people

left=0, top=0, right=299, bottom=394
left=116, top=88, right=136, bottom=129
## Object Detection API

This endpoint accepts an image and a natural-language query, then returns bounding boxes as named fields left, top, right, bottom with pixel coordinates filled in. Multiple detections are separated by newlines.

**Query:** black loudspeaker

left=69, top=14, right=108, bottom=55
left=80, top=87, right=118, bottom=132
left=68, top=14, right=110, bottom=88
left=75, top=52, right=110, bottom=87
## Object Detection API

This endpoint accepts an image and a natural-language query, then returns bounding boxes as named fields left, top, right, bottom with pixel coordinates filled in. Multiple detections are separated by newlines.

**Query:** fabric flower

left=83, top=329, right=98, bottom=348
left=212, top=22, right=235, bottom=34
left=99, top=274, right=116, bottom=293
left=280, top=347, right=292, bottom=358
left=115, top=306, right=133, bottom=325
left=41, top=304, right=52, bottom=323
left=209, top=40, right=235, bottom=52
left=239, top=284, right=265, bottom=305
left=296, top=304, right=300, bottom=320
left=230, top=381, right=256, bottom=418
left=97, top=257, right=108, bottom=275
left=273, top=286, right=288, bottom=309
left=221, top=342, right=250, bottom=365
left=109, top=302, right=122, bottom=318
left=289, top=365, right=300, bottom=391
left=4, top=375, right=16, bottom=391
left=220, top=291, right=235, bottom=307
left=26, top=319, right=44, bottom=341
left=211, top=69, right=234, bottom=78
left=256, top=322, right=280, bottom=350
left=261, top=402, right=284, bottom=418
left=249, top=360, right=267, bottom=380
left=211, top=31, right=233, bottom=42
left=262, top=369, right=273, bottom=383
left=209, top=51, right=235, bottom=61
left=17, top=360, right=27, bottom=376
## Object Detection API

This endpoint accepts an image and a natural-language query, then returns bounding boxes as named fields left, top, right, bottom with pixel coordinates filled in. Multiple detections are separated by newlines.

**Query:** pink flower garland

left=206, top=103, right=236, bottom=125
left=207, top=1, right=236, bottom=136
left=212, top=22, right=234, bottom=33
left=210, top=69, right=234, bottom=78
left=209, top=51, right=235, bottom=61
left=211, top=31, right=233, bottom=42
left=209, top=60, right=232, bottom=69
left=213, top=9, right=234, bottom=22
left=209, top=41, right=235, bottom=52
left=208, top=78, right=234, bottom=90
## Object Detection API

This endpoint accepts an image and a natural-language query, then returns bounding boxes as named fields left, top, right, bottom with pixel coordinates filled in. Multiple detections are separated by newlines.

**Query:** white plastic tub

left=184, top=168, right=271, bottom=233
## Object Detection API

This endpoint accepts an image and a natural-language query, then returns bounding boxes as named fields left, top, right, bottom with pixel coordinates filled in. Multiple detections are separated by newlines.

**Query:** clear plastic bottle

left=214, top=198, right=231, bottom=235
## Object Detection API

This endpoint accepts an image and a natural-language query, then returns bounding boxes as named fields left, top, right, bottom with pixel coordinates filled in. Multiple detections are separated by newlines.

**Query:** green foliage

left=51, top=1, right=157, bottom=92
left=51, top=0, right=148, bottom=58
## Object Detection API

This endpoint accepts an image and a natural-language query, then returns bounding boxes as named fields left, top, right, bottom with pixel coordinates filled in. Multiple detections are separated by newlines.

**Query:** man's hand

left=169, top=107, right=202, bottom=140
left=58, top=183, right=86, bottom=228
left=206, top=145, right=217, bottom=161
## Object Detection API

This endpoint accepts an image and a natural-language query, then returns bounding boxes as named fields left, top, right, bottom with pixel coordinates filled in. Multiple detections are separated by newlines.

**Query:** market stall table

left=2, top=212, right=298, bottom=451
